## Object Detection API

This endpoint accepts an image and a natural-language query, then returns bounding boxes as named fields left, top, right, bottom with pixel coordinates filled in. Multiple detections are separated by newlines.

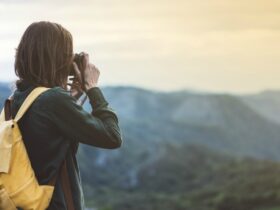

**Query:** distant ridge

left=2, top=81, right=280, bottom=209
left=1, top=81, right=280, bottom=160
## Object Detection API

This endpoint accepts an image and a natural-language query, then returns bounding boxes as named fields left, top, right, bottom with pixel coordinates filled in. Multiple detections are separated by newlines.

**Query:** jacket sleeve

left=46, top=86, right=123, bottom=149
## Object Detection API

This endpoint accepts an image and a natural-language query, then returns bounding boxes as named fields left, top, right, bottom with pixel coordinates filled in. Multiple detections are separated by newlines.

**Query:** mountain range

left=1, top=82, right=280, bottom=210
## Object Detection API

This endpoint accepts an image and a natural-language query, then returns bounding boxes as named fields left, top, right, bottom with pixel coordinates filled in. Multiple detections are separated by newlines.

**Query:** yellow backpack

left=0, top=87, right=54, bottom=210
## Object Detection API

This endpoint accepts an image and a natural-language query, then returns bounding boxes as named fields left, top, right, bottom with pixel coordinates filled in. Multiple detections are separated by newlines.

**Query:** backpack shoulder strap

left=48, top=158, right=75, bottom=210
left=0, top=93, right=14, bottom=122
left=14, top=87, right=50, bottom=122
left=0, top=108, right=4, bottom=122
left=60, top=159, right=75, bottom=210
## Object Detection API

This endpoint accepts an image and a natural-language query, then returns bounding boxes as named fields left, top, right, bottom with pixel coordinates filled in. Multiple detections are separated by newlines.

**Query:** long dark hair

left=14, top=21, right=73, bottom=90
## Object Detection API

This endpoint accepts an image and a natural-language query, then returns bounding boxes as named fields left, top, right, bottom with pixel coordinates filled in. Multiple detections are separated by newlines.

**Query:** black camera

left=69, top=52, right=85, bottom=76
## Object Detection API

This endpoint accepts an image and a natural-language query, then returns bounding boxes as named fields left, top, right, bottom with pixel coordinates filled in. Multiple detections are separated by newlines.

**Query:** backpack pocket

left=0, top=187, right=17, bottom=210
left=10, top=175, right=54, bottom=210
left=0, top=121, right=13, bottom=174
left=0, top=147, right=12, bottom=174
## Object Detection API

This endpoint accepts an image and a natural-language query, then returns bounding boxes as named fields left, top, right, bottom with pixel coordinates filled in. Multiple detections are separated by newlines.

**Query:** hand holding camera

left=70, top=52, right=100, bottom=91
left=68, top=52, right=100, bottom=103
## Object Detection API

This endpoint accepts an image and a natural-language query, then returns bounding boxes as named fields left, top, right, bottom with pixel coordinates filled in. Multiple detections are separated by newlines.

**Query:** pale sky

left=0, top=0, right=279, bottom=93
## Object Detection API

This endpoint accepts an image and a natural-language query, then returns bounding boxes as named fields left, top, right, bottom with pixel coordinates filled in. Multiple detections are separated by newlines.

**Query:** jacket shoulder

left=34, top=87, right=73, bottom=109
left=39, top=87, right=70, bottom=99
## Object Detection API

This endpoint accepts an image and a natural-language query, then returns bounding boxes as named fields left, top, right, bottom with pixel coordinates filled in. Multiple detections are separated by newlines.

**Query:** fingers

left=84, top=53, right=89, bottom=65
left=80, top=52, right=89, bottom=68
left=72, top=62, right=83, bottom=84
left=67, top=82, right=79, bottom=87
left=68, top=81, right=82, bottom=89
left=69, top=77, right=80, bottom=82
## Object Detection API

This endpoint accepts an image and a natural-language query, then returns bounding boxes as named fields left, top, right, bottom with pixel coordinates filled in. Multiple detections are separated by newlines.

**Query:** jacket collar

left=16, top=80, right=36, bottom=92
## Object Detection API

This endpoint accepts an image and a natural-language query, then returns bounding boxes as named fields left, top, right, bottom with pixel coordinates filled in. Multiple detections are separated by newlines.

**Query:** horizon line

left=0, top=80, right=279, bottom=96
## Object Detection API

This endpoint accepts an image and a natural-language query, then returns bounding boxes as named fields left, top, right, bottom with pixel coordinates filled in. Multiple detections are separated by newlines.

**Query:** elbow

left=108, top=135, right=123, bottom=149
left=93, top=126, right=123, bottom=149
left=96, top=129, right=123, bottom=149
left=106, top=127, right=123, bottom=149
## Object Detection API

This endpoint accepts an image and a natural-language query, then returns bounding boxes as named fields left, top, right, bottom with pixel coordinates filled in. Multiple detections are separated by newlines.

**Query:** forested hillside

left=2, top=82, right=280, bottom=210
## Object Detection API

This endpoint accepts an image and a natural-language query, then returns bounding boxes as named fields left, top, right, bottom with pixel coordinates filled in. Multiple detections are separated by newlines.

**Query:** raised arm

left=45, top=86, right=123, bottom=149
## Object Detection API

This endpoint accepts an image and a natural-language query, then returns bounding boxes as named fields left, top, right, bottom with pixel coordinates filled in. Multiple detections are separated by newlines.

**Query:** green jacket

left=11, top=80, right=123, bottom=210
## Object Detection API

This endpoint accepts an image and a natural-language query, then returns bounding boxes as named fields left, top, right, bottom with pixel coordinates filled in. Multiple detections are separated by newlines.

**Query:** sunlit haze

left=0, top=0, right=279, bottom=93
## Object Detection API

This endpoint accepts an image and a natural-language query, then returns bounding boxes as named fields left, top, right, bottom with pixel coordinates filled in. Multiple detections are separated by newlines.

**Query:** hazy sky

left=0, top=0, right=279, bottom=93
